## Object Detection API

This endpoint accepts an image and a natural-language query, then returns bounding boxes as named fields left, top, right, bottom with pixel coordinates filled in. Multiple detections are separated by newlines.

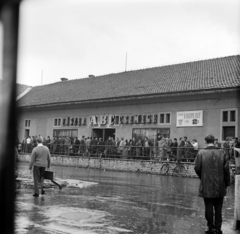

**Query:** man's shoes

left=205, top=228, right=215, bottom=234
left=41, top=189, right=45, bottom=195
left=215, top=229, right=223, bottom=234
left=33, top=193, right=39, bottom=197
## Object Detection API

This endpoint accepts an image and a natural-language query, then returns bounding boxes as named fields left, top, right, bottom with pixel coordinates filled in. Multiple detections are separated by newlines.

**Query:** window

left=160, top=114, right=164, bottom=123
left=54, top=118, right=61, bottom=127
left=132, top=128, right=170, bottom=146
left=25, top=119, right=31, bottom=127
left=230, top=111, right=236, bottom=122
left=222, top=111, right=228, bottom=122
left=220, top=109, right=238, bottom=141
left=158, top=112, right=171, bottom=125
left=53, top=129, right=78, bottom=138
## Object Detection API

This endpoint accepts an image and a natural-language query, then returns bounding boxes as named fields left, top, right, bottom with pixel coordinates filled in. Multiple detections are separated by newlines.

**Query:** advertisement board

left=176, top=110, right=203, bottom=127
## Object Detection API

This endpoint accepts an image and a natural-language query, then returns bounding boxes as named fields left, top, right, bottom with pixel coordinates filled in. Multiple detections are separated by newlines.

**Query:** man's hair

left=205, top=134, right=215, bottom=144
left=235, top=137, right=238, bottom=141
left=37, top=136, right=43, bottom=143
left=174, top=138, right=177, bottom=141
left=184, top=136, right=187, bottom=140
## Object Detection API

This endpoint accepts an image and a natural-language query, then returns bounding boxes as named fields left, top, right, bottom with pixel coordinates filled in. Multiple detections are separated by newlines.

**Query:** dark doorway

left=92, top=129, right=115, bottom=142
left=92, top=129, right=103, bottom=139
left=105, top=129, right=115, bottom=141
left=24, top=129, right=30, bottom=138
left=222, top=126, right=235, bottom=141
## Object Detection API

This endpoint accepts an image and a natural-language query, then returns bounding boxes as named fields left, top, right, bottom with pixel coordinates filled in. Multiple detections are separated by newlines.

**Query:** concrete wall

left=18, top=154, right=198, bottom=178
left=17, top=92, right=240, bottom=147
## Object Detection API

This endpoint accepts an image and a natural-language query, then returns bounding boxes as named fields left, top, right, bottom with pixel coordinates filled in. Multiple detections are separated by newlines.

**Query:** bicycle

left=160, top=160, right=188, bottom=175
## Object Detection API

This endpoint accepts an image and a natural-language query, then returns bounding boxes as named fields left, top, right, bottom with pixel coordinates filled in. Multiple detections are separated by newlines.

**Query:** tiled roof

left=16, top=83, right=32, bottom=96
left=18, top=55, right=240, bottom=107
left=0, top=80, right=31, bottom=97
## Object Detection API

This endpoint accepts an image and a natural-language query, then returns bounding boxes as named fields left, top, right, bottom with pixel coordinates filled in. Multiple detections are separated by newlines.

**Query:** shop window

left=53, top=129, right=78, bottom=138
left=54, top=118, right=61, bottom=127
left=158, top=112, right=171, bottom=125
left=220, top=109, right=238, bottom=141
left=25, top=119, right=31, bottom=127
left=132, top=128, right=170, bottom=146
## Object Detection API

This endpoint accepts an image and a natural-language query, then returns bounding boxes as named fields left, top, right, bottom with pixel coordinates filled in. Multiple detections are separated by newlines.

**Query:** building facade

left=17, top=55, right=240, bottom=147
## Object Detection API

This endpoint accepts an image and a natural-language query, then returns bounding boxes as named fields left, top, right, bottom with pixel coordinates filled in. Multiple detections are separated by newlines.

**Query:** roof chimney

left=88, top=75, right=95, bottom=78
left=60, top=77, right=68, bottom=81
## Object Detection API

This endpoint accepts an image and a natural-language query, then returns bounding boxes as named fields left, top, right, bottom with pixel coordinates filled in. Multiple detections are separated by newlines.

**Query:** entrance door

left=92, top=129, right=115, bottom=142
left=92, top=129, right=103, bottom=139
left=104, top=129, right=115, bottom=141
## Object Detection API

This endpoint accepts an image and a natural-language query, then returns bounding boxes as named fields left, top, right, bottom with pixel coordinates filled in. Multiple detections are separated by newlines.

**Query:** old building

left=17, top=55, right=240, bottom=147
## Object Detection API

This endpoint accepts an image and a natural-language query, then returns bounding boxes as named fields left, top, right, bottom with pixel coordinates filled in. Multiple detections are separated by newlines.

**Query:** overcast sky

left=1, top=0, right=240, bottom=86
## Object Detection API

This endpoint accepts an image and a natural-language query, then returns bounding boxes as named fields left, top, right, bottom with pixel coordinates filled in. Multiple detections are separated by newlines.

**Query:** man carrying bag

left=29, top=136, right=51, bottom=197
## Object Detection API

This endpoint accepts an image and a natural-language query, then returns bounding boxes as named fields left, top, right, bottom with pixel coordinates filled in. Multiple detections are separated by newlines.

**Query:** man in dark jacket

left=194, top=134, right=230, bottom=234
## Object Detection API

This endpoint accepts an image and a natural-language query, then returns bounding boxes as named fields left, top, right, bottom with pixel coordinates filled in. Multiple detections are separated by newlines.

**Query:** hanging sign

left=176, top=110, right=203, bottom=127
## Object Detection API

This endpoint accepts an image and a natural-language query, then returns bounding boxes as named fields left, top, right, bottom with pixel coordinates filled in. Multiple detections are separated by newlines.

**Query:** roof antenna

left=125, top=52, right=127, bottom=72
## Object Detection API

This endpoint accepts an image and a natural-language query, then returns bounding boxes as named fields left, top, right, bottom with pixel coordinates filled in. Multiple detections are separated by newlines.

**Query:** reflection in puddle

left=15, top=202, right=133, bottom=234
left=15, top=163, right=238, bottom=234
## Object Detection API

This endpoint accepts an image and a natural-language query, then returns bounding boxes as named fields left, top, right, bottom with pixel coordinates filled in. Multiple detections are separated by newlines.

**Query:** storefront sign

left=61, top=114, right=158, bottom=127
left=88, top=114, right=158, bottom=127
left=62, top=117, right=87, bottom=126
left=176, top=110, right=203, bottom=127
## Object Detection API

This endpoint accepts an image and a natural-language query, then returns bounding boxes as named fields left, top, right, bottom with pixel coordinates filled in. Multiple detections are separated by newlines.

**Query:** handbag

left=44, top=170, right=54, bottom=180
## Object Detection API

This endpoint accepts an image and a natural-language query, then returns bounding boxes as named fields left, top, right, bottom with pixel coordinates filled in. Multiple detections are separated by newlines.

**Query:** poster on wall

left=176, top=110, right=203, bottom=127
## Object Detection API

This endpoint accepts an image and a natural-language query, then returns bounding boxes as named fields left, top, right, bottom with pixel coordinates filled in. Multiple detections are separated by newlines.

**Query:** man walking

left=29, top=136, right=51, bottom=197
left=194, top=134, right=230, bottom=234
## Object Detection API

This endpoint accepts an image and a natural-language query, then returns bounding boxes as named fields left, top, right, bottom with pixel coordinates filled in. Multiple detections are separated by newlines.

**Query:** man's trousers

left=203, top=197, right=224, bottom=230
left=33, top=166, right=46, bottom=195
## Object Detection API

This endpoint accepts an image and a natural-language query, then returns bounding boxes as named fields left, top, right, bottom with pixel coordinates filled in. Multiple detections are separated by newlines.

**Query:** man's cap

left=205, top=134, right=215, bottom=141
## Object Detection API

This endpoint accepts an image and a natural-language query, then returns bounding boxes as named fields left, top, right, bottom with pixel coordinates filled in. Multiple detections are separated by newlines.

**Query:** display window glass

left=132, top=128, right=170, bottom=146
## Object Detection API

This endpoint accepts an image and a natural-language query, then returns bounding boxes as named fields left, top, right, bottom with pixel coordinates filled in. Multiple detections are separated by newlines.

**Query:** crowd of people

left=17, top=135, right=240, bottom=162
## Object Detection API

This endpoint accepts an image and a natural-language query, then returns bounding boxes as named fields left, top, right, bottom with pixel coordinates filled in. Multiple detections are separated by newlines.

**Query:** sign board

left=176, top=110, right=203, bottom=127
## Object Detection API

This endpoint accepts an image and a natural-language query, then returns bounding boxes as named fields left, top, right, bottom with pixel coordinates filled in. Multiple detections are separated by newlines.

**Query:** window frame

left=53, top=118, right=62, bottom=127
left=158, top=112, right=172, bottom=125
left=220, top=108, right=238, bottom=141
left=24, top=119, right=31, bottom=128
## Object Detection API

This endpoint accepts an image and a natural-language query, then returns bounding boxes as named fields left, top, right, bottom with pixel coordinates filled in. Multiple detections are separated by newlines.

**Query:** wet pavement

left=15, top=162, right=240, bottom=234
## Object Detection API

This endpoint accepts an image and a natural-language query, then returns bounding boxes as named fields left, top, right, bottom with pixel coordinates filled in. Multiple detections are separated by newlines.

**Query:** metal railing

left=18, top=143, right=236, bottom=162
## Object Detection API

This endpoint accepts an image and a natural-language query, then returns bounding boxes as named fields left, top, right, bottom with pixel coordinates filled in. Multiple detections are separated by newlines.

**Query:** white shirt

left=192, top=142, right=198, bottom=150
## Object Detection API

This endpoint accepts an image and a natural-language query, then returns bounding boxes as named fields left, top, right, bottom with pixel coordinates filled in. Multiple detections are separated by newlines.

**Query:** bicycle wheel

left=161, top=163, right=170, bottom=174
left=173, top=164, right=184, bottom=174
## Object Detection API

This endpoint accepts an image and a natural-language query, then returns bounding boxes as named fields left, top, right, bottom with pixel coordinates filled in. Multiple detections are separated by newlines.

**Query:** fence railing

left=18, top=143, right=236, bottom=162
